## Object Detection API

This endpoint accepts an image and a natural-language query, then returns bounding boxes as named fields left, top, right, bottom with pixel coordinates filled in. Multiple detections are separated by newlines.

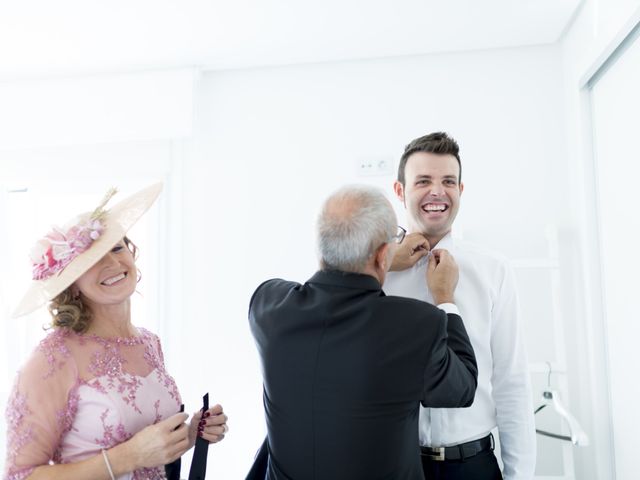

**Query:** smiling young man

left=384, top=132, right=536, bottom=480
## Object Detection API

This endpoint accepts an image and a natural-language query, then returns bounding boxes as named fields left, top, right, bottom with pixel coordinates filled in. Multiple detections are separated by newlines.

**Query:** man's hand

left=427, top=249, right=458, bottom=304
left=390, top=233, right=430, bottom=271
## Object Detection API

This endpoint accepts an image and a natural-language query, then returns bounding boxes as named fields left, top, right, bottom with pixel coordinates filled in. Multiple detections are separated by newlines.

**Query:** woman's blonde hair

left=48, top=237, right=139, bottom=333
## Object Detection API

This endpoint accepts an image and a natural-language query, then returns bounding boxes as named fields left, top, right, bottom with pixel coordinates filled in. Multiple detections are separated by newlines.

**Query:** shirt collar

left=431, top=231, right=454, bottom=251
left=308, top=270, right=382, bottom=291
left=408, top=232, right=455, bottom=269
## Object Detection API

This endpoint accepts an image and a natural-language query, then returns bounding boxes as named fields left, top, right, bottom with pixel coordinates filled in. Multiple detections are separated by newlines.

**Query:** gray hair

left=317, top=185, right=397, bottom=273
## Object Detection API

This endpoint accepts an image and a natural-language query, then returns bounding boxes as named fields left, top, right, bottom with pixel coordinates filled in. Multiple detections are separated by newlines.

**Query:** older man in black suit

left=248, top=185, right=478, bottom=480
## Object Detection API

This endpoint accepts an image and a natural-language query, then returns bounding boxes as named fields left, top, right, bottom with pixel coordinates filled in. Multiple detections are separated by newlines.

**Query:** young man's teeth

left=103, top=273, right=126, bottom=285
left=424, top=204, right=446, bottom=212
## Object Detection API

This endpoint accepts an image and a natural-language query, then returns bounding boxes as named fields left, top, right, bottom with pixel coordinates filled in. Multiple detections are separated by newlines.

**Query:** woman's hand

left=189, top=404, right=229, bottom=446
left=123, top=412, right=190, bottom=470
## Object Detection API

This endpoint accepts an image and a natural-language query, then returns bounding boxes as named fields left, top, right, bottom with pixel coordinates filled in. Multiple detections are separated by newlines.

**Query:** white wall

left=0, top=68, right=196, bottom=150
left=178, top=45, right=569, bottom=477
left=560, top=1, right=640, bottom=479
left=590, top=32, right=640, bottom=477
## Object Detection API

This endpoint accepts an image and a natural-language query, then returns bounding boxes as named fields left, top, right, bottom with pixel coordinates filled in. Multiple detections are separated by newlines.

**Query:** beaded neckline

left=67, top=327, right=148, bottom=346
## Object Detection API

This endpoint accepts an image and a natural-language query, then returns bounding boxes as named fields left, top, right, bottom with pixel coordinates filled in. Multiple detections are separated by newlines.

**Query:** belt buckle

left=425, top=447, right=445, bottom=461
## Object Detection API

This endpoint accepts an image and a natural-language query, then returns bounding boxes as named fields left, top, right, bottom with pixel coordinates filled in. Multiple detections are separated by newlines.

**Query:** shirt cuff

left=437, top=303, right=460, bottom=315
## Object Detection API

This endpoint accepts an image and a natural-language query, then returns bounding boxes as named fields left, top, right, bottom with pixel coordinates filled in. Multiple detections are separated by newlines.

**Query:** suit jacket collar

left=308, top=270, right=382, bottom=292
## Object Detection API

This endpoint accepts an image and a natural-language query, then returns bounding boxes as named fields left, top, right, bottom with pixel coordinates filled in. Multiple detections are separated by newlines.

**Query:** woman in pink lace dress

left=4, top=184, right=228, bottom=480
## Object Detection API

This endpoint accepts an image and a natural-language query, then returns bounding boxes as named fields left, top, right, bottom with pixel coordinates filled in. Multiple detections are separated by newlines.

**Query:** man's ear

left=459, top=181, right=464, bottom=195
left=393, top=181, right=405, bottom=203
left=375, top=243, right=391, bottom=271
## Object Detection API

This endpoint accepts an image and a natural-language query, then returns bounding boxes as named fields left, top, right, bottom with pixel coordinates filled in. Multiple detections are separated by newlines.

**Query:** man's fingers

left=432, top=249, right=451, bottom=263
left=411, top=244, right=430, bottom=257
left=427, top=252, right=437, bottom=272
left=433, top=249, right=455, bottom=267
left=406, top=233, right=430, bottom=253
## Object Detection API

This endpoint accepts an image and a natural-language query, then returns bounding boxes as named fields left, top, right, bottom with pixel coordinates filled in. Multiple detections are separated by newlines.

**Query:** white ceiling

left=0, top=0, right=582, bottom=80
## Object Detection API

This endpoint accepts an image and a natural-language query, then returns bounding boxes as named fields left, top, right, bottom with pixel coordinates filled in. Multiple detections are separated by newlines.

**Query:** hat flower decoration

left=13, top=183, right=163, bottom=318
left=29, top=188, right=116, bottom=281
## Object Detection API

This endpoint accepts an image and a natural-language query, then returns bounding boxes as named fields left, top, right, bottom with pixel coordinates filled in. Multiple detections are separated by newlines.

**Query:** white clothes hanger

left=534, top=362, right=589, bottom=446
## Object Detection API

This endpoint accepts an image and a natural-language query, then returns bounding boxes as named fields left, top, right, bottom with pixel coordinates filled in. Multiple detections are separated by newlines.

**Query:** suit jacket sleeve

left=421, top=312, right=478, bottom=407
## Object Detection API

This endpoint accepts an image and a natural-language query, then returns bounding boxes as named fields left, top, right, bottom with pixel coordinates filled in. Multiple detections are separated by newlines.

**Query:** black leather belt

left=420, top=433, right=494, bottom=462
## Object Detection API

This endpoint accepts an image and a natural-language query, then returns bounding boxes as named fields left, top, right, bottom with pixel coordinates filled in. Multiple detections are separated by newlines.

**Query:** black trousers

left=421, top=449, right=502, bottom=480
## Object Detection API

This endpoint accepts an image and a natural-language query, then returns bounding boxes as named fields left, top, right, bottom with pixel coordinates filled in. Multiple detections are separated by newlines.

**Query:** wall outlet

left=356, top=157, right=394, bottom=177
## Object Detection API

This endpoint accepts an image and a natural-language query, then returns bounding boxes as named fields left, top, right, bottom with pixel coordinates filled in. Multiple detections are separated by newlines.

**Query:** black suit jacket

left=248, top=270, right=478, bottom=480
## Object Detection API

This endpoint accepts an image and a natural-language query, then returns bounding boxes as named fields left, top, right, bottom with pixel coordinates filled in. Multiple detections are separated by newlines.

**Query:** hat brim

left=12, top=182, right=163, bottom=318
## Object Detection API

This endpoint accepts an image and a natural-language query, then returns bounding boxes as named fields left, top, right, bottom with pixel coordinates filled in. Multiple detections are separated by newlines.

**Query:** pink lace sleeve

left=4, top=331, right=78, bottom=480
left=143, top=330, right=182, bottom=405
left=153, top=332, right=166, bottom=367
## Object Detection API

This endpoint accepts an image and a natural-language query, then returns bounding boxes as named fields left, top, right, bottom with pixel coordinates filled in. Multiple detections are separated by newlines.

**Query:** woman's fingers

left=168, top=435, right=191, bottom=459
left=200, top=431, right=225, bottom=443
left=163, top=412, right=189, bottom=431
left=202, top=413, right=228, bottom=427
left=192, top=404, right=228, bottom=443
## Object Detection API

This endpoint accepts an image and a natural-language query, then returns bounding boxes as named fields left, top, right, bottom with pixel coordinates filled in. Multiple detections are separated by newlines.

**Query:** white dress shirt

left=384, top=233, right=536, bottom=480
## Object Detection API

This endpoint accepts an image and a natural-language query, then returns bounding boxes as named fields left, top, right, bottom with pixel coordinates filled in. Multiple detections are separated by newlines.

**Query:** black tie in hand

left=188, top=393, right=210, bottom=480
left=164, top=404, right=184, bottom=480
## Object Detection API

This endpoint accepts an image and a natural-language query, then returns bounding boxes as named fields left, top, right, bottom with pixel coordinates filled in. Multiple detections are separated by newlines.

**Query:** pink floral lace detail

left=132, top=466, right=166, bottom=479
left=95, top=408, right=132, bottom=448
left=153, top=399, right=162, bottom=424
left=4, top=468, right=34, bottom=480
left=4, top=386, right=35, bottom=480
left=144, top=336, right=181, bottom=403
left=5, top=327, right=182, bottom=479
left=85, top=335, right=147, bottom=414
left=37, top=328, right=72, bottom=378
left=52, top=384, right=80, bottom=463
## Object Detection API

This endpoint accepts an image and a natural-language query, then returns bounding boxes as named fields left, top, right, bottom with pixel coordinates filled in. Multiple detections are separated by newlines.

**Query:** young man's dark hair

left=397, top=132, right=462, bottom=185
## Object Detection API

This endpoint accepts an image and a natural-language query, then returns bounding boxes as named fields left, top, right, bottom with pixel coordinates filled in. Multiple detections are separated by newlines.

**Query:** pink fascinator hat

left=12, top=183, right=163, bottom=318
